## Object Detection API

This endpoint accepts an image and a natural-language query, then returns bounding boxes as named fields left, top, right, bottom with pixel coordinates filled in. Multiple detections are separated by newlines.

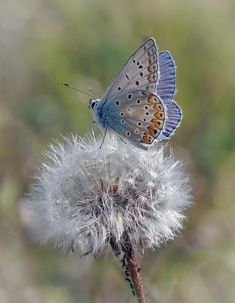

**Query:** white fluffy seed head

left=28, top=134, right=192, bottom=256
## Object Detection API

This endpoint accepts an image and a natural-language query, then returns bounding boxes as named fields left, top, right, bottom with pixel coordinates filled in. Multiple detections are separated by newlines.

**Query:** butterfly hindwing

left=102, top=38, right=159, bottom=101
left=157, top=99, right=182, bottom=140
left=101, top=90, right=165, bottom=148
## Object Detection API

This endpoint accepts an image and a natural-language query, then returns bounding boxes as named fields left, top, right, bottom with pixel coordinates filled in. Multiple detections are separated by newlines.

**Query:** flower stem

left=121, top=233, right=147, bottom=303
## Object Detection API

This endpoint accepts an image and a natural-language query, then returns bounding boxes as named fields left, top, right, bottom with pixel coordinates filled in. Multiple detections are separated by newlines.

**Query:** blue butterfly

left=89, top=37, right=182, bottom=149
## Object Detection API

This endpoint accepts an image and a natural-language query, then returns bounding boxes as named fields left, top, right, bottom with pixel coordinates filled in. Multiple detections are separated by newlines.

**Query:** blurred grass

left=0, top=0, right=235, bottom=302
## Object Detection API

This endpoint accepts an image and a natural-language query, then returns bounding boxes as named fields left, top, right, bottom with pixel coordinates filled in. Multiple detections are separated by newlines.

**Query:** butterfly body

left=89, top=38, right=182, bottom=149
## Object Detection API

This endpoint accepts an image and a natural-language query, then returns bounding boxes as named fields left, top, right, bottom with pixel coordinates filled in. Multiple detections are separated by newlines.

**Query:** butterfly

left=89, top=37, right=182, bottom=149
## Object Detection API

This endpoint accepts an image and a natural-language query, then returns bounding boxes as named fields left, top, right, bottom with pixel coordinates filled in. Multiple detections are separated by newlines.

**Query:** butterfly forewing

left=102, top=38, right=159, bottom=101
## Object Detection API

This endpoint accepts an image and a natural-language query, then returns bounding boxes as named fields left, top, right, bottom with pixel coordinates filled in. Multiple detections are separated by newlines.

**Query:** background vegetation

left=0, top=0, right=235, bottom=302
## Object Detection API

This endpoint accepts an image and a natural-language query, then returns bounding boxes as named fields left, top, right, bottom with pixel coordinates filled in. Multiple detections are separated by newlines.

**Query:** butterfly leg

left=99, top=126, right=107, bottom=149
left=119, top=137, right=127, bottom=144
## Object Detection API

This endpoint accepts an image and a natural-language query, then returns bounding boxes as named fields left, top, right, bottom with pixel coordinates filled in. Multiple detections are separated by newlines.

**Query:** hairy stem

left=121, top=232, right=147, bottom=303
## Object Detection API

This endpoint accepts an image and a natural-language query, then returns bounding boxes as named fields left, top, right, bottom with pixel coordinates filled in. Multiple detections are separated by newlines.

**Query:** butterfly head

left=88, top=98, right=104, bottom=127
left=88, top=98, right=100, bottom=112
left=88, top=98, right=99, bottom=110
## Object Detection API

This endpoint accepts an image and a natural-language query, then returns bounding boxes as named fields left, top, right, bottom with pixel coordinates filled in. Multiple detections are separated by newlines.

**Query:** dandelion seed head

left=29, top=134, right=191, bottom=256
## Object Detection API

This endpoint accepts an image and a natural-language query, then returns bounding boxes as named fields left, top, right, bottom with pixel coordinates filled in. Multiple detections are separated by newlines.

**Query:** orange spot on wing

left=153, top=103, right=163, bottom=111
left=141, top=134, right=153, bottom=144
left=147, top=95, right=160, bottom=104
left=147, top=96, right=154, bottom=104
left=148, top=125, right=160, bottom=137
left=147, top=125, right=155, bottom=136
left=151, top=118, right=159, bottom=126
left=154, top=111, right=165, bottom=120
left=151, top=118, right=163, bottom=129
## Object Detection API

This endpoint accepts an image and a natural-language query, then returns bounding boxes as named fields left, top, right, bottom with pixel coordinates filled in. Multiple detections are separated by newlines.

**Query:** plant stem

left=121, top=233, right=147, bottom=303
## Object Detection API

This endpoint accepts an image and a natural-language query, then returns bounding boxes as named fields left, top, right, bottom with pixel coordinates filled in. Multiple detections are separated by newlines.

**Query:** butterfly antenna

left=88, top=86, right=96, bottom=99
left=63, top=82, right=94, bottom=99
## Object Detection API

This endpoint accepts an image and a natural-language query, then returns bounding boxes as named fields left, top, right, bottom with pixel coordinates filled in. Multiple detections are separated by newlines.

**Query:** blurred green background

left=0, top=0, right=235, bottom=302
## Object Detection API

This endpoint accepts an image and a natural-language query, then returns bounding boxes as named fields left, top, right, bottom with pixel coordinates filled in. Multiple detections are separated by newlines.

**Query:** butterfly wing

left=156, top=51, right=182, bottom=140
left=157, top=51, right=176, bottom=101
left=94, top=39, right=182, bottom=148
left=100, top=90, right=166, bottom=149
left=101, top=38, right=159, bottom=102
